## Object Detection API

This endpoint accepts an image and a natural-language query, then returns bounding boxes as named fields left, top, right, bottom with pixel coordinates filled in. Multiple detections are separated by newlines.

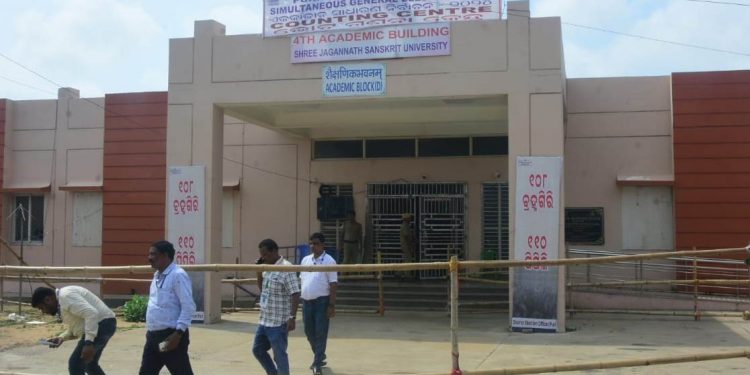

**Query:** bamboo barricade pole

left=233, top=257, right=238, bottom=312
left=449, top=255, right=462, bottom=375
left=694, top=256, right=700, bottom=321
left=423, top=349, right=750, bottom=375
left=566, top=309, right=744, bottom=317
left=1, top=242, right=4, bottom=312
left=377, top=251, right=384, bottom=316
left=1, top=246, right=748, bottom=276
left=0, top=237, right=55, bottom=289
left=568, top=279, right=750, bottom=288
left=1, top=274, right=261, bottom=284
left=1, top=276, right=151, bottom=283
left=459, top=277, right=509, bottom=285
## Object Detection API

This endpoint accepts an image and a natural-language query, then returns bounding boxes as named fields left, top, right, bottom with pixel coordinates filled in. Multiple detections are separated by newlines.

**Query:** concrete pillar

left=52, top=88, right=80, bottom=267
left=167, top=20, right=226, bottom=324
left=506, top=0, right=532, bottom=331
left=506, top=0, right=567, bottom=332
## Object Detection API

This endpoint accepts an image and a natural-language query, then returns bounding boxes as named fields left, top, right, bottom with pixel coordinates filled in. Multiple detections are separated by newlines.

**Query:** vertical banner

left=167, top=166, right=205, bottom=322
left=512, top=156, right=562, bottom=332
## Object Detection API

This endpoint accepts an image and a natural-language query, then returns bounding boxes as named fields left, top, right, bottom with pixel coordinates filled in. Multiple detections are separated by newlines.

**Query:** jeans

left=302, top=296, right=330, bottom=368
left=139, top=328, right=194, bottom=375
left=252, top=324, right=290, bottom=375
left=69, top=317, right=117, bottom=375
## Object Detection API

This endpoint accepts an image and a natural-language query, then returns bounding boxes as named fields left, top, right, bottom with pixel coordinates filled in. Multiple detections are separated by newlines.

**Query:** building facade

left=1, top=1, right=749, bottom=320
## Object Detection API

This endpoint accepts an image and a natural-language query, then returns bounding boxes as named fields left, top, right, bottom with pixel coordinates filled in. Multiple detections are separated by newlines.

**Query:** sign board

left=264, top=0, right=502, bottom=37
left=512, top=156, right=562, bottom=333
left=167, top=166, right=205, bottom=322
left=292, top=23, right=450, bottom=63
left=565, top=207, right=604, bottom=245
left=322, top=63, right=386, bottom=97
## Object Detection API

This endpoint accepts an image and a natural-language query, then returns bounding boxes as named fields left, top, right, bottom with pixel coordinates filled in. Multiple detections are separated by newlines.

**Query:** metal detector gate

left=367, top=183, right=466, bottom=279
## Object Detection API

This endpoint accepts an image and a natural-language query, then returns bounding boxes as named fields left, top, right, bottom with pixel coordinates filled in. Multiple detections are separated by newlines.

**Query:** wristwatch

left=84, top=340, right=95, bottom=346
left=289, top=316, right=296, bottom=320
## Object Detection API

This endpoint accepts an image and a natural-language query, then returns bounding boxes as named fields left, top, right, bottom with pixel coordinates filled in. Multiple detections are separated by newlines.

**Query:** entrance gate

left=367, top=183, right=466, bottom=279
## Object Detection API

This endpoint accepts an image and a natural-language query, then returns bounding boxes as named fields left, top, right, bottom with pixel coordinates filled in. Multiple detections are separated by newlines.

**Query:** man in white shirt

left=139, top=240, right=196, bottom=375
left=300, top=232, right=338, bottom=375
left=32, top=286, right=117, bottom=375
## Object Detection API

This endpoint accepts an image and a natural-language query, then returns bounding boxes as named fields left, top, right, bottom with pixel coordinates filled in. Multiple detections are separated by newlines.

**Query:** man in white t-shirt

left=300, top=232, right=338, bottom=375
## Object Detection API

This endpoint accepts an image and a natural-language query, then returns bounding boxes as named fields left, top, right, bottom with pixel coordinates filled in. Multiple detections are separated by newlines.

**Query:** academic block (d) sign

left=322, top=63, right=386, bottom=97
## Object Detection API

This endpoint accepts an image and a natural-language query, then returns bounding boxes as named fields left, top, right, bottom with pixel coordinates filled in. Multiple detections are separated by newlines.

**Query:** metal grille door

left=319, top=184, right=353, bottom=260
left=367, top=183, right=466, bottom=279
left=419, top=196, right=465, bottom=279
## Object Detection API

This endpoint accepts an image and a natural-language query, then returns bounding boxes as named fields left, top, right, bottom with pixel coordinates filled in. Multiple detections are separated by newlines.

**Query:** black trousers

left=69, top=317, right=117, bottom=375
left=138, top=328, right=194, bottom=375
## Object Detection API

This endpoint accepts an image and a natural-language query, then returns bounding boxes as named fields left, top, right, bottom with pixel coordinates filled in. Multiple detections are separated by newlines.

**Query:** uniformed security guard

left=339, top=210, right=363, bottom=264
left=400, top=213, right=416, bottom=278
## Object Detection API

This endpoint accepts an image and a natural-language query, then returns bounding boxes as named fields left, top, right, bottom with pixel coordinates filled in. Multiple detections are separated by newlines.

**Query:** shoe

left=309, top=361, right=327, bottom=369
left=312, top=366, right=323, bottom=375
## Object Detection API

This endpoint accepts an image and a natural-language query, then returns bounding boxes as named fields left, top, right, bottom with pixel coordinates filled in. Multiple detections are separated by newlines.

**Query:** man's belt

left=343, top=240, right=359, bottom=244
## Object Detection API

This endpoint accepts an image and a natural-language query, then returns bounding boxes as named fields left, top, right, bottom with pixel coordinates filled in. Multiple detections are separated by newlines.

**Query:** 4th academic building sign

left=292, top=23, right=450, bottom=63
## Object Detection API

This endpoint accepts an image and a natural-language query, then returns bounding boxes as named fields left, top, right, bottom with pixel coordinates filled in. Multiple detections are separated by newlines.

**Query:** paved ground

left=1, top=310, right=749, bottom=374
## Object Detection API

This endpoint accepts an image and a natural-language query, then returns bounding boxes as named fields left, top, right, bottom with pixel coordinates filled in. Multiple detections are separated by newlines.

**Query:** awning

left=616, top=175, right=674, bottom=187
left=59, top=183, right=103, bottom=192
left=1, top=184, right=52, bottom=193
left=223, top=180, right=240, bottom=191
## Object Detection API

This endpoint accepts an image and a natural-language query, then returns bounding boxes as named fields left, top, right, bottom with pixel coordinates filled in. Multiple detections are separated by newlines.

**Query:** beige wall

left=2, top=88, right=104, bottom=295
left=565, top=76, right=674, bottom=251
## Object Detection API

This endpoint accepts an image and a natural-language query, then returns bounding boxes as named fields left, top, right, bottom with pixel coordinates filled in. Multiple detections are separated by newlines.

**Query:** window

left=365, top=139, right=416, bottom=158
left=621, top=187, right=673, bottom=250
left=481, top=182, right=510, bottom=261
left=13, top=195, right=44, bottom=243
left=565, top=208, right=604, bottom=245
left=418, top=137, right=470, bottom=157
left=473, top=136, right=508, bottom=156
left=314, top=140, right=363, bottom=159
left=72, top=193, right=102, bottom=247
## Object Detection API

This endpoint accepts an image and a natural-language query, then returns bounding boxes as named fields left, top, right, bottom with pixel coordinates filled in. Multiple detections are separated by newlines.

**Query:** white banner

left=322, top=63, right=386, bottom=97
left=167, top=166, right=205, bottom=322
left=511, top=156, right=562, bottom=333
left=292, top=23, right=450, bottom=63
left=264, top=0, right=502, bottom=37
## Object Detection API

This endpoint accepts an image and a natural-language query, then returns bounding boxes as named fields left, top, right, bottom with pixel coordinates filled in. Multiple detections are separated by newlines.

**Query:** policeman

left=400, top=213, right=416, bottom=278
left=339, top=210, right=363, bottom=264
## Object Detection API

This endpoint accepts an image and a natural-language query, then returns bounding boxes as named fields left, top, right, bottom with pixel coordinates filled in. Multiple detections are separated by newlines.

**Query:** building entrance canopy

left=221, top=95, right=507, bottom=138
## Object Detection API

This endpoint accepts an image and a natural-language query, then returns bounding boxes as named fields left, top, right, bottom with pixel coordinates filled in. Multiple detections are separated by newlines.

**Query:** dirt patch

left=0, top=306, right=144, bottom=352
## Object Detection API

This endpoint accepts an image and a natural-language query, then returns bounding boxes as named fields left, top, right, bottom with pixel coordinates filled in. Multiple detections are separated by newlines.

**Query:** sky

left=0, top=0, right=749, bottom=100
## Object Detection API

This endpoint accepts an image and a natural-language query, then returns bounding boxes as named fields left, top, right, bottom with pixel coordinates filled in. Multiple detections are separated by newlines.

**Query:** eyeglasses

left=309, top=241, right=323, bottom=246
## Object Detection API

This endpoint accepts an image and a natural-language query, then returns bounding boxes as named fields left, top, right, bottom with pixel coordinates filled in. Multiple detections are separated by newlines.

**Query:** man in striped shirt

left=253, top=238, right=301, bottom=375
